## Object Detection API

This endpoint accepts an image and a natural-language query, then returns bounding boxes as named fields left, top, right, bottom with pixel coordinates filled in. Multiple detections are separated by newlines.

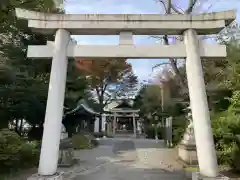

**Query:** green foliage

left=133, top=85, right=162, bottom=122
left=0, top=0, right=57, bottom=130
left=232, top=143, right=240, bottom=171
left=172, top=116, right=188, bottom=146
left=72, top=134, right=92, bottom=149
left=0, top=129, right=39, bottom=173
left=144, top=125, right=163, bottom=139
left=223, top=42, right=240, bottom=91
left=0, top=0, right=88, bottom=135
left=93, top=132, right=104, bottom=138
left=20, top=143, right=39, bottom=167
left=227, top=90, right=240, bottom=114
left=209, top=30, right=240, bottom=170
left=212, top=110, right=240, bottom=169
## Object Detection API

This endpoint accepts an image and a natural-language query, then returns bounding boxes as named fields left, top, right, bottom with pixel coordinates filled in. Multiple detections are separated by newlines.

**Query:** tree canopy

left=75, top=58, right=138, bottom=131
left=0, top=1, right=88, bottom=137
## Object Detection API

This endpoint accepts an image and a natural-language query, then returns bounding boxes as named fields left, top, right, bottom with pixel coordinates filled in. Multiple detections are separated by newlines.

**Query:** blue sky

left=64, top=0, right=240, bottom=82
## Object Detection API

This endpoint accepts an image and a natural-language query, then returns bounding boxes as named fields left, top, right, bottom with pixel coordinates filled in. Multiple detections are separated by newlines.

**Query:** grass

left=184, top=166, right=200, bottom=172
left=184, top=165, right=240, bottom=178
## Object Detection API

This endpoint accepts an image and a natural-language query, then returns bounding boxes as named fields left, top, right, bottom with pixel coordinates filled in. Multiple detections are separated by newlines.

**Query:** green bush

left=145, top=125, right=163, bottom=139
left=93, top=132, right=104, bottom=138
left=20, top=143, right=40, bottom=167
left=212, top=112, right=240, bottom=170
left=91, top=139, right=99, bottom=147
left=232, top=143, right=240, bottom=171
left=172, top=117, right=187, bottom=146
left=0, top=129, right=39, bottom=173
left=72, top=134, right=92, bottom=149
left=172, top=126, right=186, bottom=146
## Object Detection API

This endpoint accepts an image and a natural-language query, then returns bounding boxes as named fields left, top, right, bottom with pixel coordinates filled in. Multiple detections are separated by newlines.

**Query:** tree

left=152, top=0, right=235, bottom=95
left=0, top=1, right=88, bottom=138
left=152, top=0, right=198, bottom=92
left=65, top=61, right=89, bottom=109
left=76, top=59, right=138, bottom=132
left=134, top=84, right=162, bottom=121
left=0, top=0, right=56, bottom=130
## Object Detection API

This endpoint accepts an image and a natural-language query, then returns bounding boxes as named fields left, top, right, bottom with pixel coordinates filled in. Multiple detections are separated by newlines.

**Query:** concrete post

left=119, top=31, right=133, bottom=45
left=102, top=114, right=106, bottom=132
left=94, top=117, right=99, bottom=133
left=113, top=113, right=116, bottom=136
left=184, top=29, right=218, bottom=177
left=38, top=29, right=70, bottom=176
left=133, top=113, right=137, bottom=138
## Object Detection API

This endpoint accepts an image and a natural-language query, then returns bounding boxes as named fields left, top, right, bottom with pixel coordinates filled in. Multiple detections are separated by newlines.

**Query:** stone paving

left=61, top=138, right=187, bottom=180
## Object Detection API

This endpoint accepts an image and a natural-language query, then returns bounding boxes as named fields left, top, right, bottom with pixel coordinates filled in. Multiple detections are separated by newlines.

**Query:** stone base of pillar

left=178, top=144, right=198, bottom=165
left=58, top=148, right=74, bottom=167
left=27, top=172, right=64, bottom=180
left=192, top=172, right=229, bottom=180
left=178, top=122, right=197, bottom=165
left=58, top=138, right=74, bottom=167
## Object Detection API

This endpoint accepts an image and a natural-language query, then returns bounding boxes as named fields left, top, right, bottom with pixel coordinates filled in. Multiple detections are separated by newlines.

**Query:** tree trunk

left=0, top=115, right=9, bottom=129
left=98, top=97, right=104, bottom=132
left=15, top=119, right=19, bottom=133
left=99, top=113, right=102, bottom=133
left=19, top=119, right=23, bottom=136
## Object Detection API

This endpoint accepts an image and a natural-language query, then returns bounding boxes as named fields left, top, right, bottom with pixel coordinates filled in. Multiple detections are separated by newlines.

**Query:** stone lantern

left=178, top=106, right=198, bottom=165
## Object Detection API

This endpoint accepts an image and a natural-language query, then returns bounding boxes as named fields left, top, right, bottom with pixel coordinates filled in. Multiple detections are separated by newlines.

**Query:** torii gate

left=15, top=8, right=235, bottom=179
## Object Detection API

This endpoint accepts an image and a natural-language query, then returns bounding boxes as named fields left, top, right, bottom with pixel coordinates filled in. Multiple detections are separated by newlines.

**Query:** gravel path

left=63, top=138, right=186, bottom=180
left=7, top=138, right=186, bottom=180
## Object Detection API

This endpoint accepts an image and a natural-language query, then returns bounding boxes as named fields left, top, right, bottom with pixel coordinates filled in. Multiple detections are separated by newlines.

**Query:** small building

left=62, top=100, right=100, bottom=136
left=97, top=99, right=140, bottom=137
left=63, top=99, right=140, bottom=138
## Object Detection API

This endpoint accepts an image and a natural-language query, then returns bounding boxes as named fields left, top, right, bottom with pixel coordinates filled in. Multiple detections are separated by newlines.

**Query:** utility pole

left=53, top=0, right=64, bottom=10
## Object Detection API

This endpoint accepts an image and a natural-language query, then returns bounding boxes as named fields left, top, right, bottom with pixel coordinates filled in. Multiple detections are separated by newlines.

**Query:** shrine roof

left=64, top=100, right=99, bottom=117
left=114, top=100, right=133, bottom=109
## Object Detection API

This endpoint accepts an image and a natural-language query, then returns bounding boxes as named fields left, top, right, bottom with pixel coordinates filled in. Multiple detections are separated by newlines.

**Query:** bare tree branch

left=162, top=35, right=187, bottom=90
left=167, top=0, right=171, bottom=13
left=95, top=86, right=101, bottom=100
left=152, top=62, right=170, bottom=71
left=185, top=0, right=198, bottom=14
left=155, top=0, right=168, bottom=13
left=171, top=4, right=184, bottom=14
left=152, top=0, right=194, bottom=93
left=103, top=96, right=113, bottom=107
left=149, top=35, right=162, bottom=39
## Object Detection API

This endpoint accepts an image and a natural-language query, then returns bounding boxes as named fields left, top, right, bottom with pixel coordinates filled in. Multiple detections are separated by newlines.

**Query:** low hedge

left=93, top=132, right=104, bottom=138
left=0, top=129, right=39, bottom=173
left=72, top=133, right=98, bottom=149
left=212, top=112, right=240, bottom=171
left=144, top=126, right=163, bottom=139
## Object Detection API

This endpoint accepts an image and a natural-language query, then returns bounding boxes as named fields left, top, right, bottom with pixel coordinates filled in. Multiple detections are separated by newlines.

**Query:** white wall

left=94, top=117, right=99, bottom=132
left=102, top=115, right=106, bottom=131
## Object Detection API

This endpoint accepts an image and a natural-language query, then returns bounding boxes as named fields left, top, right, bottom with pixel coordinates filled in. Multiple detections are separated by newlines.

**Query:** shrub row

left=0, top=129, right=39, bottom=173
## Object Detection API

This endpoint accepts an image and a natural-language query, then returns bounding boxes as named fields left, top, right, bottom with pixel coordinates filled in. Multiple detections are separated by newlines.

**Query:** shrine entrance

left=107, top=100, right=139, bottom=137
left=15, top=8, right=235, bottom=179
left=116, top=118, right=134, bottom=133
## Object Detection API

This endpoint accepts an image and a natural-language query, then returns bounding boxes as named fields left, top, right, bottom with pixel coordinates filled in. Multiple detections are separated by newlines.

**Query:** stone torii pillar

left=113, top=113, right=117, bottom=136
left=184, top=29, right=218, bottom=177
left=133, top=113, right=137, bottom=138
left=38, top=29, right=70, bottom=176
